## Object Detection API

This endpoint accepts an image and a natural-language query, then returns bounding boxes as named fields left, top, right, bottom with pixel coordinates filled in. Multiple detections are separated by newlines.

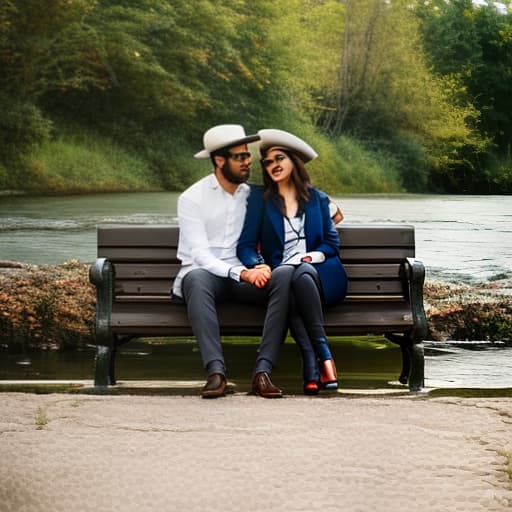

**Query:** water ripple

left=0, top=215, right=178, bottom=232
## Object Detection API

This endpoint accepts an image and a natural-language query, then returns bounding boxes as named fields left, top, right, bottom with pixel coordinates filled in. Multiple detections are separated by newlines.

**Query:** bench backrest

left=97, top=224, right=415, bottom=301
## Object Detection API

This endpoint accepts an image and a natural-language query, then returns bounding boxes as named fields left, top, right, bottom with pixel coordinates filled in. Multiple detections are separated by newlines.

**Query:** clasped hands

left=241, top=264, right=272, bottom=289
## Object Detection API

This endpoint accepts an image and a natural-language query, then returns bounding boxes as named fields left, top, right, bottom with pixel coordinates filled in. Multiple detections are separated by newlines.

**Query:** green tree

left=0, top=0, right=107, bottom=182
left=299, top=0, right=485, bottom=190
left=417, top=0, right=512, bottom=191
left=0, top=0, right=108, bottom=99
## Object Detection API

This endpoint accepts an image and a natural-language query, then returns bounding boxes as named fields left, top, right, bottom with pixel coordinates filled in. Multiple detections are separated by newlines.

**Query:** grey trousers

left=181, top=265, right=294, bottom=377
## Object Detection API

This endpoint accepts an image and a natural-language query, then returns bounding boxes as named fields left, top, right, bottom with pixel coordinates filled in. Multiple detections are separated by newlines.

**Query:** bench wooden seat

left=89, top=224, right=427, bottom=391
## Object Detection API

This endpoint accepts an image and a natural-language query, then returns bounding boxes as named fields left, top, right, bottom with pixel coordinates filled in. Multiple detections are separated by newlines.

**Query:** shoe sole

left=201, top=383, right=227, bottom=399
left=251, top=390, right=283, bottom=398
left=201, top=392, right=226, bottom=398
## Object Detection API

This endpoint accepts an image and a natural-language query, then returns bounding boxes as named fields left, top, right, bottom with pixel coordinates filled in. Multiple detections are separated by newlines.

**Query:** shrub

left=25, top=130, right=160, bottom=194
left=0, top=94, right=52, bottom=166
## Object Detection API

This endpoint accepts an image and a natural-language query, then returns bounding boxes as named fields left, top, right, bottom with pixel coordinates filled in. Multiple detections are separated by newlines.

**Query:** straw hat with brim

left=258, top=129, right=318, bottom=163
left=194, top=124, right=260, bottom=159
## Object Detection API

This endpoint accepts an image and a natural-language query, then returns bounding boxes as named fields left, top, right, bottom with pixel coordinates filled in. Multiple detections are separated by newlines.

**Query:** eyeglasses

left=261, top=154, right=287, bottom=167
left=228, top=151, right=251, bottom=162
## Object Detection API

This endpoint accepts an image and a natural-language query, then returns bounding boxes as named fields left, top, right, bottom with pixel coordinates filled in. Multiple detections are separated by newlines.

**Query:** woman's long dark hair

left=261, top=149, right=311, bottom=216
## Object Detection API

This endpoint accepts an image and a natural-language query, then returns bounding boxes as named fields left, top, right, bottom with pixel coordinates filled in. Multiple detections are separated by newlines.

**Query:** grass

left=35, top=406, right=48, bottom=429
left=2, top=119, right=412, bottom=195
left=428, top=388, right=512, bottom=398
left=25, top=131, right=161, bottom=194
left=497, top=450, right=512, bottom=484
left=506, top=452, right=512, bottom=482
left=0, top=384, right=85, bottom=394
left=328, top=135, right=404, bottom=193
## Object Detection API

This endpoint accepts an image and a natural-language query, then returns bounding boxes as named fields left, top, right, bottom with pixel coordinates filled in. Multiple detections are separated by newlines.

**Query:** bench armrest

left=89, top=258, right=115, bottom=345
left=405, top=257, right=427, bottom=343
left=90, top=258, right=112, bottom=286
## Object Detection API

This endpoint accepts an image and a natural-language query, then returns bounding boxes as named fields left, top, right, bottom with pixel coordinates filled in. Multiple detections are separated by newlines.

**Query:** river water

left=1, top=192, right=511, bottom=389
left=0, top=192, right=511, bottom=284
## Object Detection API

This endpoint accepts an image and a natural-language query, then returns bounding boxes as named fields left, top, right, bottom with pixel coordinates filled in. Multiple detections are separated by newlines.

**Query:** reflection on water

left=2, top=339, right=511, bottom=391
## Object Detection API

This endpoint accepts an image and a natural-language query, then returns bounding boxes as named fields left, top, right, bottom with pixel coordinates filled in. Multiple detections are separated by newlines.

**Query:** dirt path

left=1, top=392, right=511, bottom=512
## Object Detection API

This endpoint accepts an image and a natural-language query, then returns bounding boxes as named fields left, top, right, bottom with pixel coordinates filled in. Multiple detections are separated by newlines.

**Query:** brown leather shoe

left=201, top=373, right=227, bottom=398
left=251, top=372, right=282, bottom=398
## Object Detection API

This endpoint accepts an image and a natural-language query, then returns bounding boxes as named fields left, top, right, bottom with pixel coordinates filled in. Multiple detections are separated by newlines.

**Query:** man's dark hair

left=210, top=147, right=231, bottom=168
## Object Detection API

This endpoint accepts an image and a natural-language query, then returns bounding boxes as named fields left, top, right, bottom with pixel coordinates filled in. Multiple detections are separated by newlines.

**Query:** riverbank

left=0, top=260, right=511, bottom=349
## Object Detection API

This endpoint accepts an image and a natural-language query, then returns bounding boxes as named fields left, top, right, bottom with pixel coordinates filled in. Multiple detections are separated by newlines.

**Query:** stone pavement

left=0, top=388, right=511, bottom=512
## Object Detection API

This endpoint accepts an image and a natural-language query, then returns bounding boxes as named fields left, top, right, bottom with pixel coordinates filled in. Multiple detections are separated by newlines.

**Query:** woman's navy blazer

left=237, top=185, right=347, bottom=305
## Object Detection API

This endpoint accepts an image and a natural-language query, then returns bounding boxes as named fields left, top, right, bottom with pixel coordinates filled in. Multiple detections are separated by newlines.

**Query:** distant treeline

left=1, top=0, right=511, bottom=195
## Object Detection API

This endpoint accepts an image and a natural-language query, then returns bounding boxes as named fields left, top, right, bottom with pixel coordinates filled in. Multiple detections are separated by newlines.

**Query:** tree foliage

left=417, top=0, right=512, bottom=146
left=0, top=0, right=510, bottom=193
left=417, top=0, right=512, bottom=191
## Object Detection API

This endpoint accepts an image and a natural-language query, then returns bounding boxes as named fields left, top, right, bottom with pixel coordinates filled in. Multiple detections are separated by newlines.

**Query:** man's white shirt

left=172, top=173, right=250, bottom=297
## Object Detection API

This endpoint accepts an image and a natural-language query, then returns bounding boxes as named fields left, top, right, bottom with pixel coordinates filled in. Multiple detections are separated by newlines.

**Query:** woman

left=238, top=129, right=348, bottom=394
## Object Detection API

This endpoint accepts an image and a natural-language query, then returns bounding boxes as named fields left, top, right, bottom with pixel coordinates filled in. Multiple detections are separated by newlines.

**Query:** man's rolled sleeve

left=228, top=265, right=245, bottom=282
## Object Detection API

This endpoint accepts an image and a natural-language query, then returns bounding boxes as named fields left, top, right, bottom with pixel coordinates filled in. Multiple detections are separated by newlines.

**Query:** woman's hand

left=241, top=264, right=272, bottom=288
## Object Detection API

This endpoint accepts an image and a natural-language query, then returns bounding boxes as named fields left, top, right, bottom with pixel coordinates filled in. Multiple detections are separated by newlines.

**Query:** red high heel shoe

left=320, top=359, right=338, bottom=390
left=303, top=381, right=320, bottom=395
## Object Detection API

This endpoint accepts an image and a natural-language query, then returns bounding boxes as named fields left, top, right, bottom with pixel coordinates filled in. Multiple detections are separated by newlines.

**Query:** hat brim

left=194, top=134, right=260, bottom=159
left=258, top=129, right=318, bottom=163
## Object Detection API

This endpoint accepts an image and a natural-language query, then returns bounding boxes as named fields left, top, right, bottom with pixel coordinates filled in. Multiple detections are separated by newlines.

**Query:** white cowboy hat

left=194, top=124, right=260, bottom=159
left=258, top=128, right=318, bottom=163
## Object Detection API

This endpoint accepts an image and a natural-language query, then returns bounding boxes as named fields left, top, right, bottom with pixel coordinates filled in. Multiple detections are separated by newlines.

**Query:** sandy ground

left=1, top=390, right=511, bottom=512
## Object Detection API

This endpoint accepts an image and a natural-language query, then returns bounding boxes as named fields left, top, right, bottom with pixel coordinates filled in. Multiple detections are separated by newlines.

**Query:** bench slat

left=98, top=224, right=414, bottom=246
left=111, top=300, right=413, bottom=333
left=339, top=224, right=414, bottom=245
left=116, top=281, right=172, bottom=295
left=340, top=248, right=415, bottom=261
left=111, top=261, right=406, bottom=297
left=344, top=263, right=401, bottom=278
left=97, top=227, right=415, bottom=263
left=98, top=248, right=179, bottom=262
left=98, top=225, right=180, bottom=245
left=99, top=246, right=414, bottom=263
left=113, top=263, right=180, bottom=278
left=113, top=279, right=405, bottom=297
left=112, top=263, right=403, bottom=280
left=347, top=280, right=404, bottom=295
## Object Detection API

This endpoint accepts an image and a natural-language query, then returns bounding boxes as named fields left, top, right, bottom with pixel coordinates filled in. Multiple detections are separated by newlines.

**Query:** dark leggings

left=288, top=264, right=332, bottom=381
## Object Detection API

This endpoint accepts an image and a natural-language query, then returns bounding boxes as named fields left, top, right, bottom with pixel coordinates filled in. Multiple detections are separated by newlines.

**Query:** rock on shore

left=0, top=260, right=95, bottom=349
left=425, top=280, right=511, bottom=342
left=0, top=261, right=510, bottom=349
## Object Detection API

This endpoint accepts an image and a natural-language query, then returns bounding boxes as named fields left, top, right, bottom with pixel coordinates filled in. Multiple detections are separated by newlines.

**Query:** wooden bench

left=89, top=224, right=427, bottom=391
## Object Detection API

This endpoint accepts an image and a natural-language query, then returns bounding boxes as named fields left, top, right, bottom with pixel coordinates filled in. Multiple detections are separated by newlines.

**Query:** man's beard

left=221, top=162, right=250, bottom=184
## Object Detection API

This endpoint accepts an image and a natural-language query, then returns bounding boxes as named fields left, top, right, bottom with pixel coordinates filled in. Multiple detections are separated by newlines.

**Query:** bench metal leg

left=386, top=333, right=424, bottom=391
left=109, top=342, right=117, bottom=385
left=408, top=342, right=425, bottom=392
left=89, top=258, right=116, bottom=388
left=398, top=344, right=410, bottom=385
left=95, top=344, right=113, bottom=387
left=386, top=333, right=410, bottom=385
left=94, top=338, right=118, bottom=387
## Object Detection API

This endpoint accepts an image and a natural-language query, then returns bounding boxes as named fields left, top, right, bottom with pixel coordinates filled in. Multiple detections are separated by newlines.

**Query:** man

left=172, top=124, right=294, bottom=399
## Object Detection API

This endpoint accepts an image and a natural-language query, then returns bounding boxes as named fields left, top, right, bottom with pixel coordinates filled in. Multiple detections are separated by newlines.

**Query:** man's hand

left=241, top=264, right=272, bottom=288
